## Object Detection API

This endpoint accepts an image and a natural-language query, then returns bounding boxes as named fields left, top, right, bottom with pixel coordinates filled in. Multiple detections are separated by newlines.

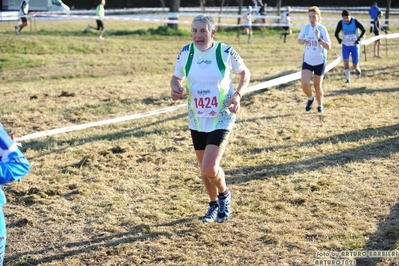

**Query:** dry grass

left=0, top=18, right=399, bottom=266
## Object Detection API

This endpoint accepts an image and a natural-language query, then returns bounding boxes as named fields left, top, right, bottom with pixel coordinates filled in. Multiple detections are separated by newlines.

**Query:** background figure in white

left=280, top=6, right=292, bottom=43
left=15, top=0, right=30, bottom=35
left=244, top=6, right=253, bottom=43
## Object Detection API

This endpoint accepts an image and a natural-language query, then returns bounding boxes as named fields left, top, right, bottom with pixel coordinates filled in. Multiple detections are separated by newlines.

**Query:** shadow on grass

left=5, top=218, right=193, bottom=265
left=226, top=123, right=399, bottom=265
left=226, top=123, right=399, bottom=183
left=355, top=201, right=399, bottom=265
left=327, top=86, right=399, bottom=96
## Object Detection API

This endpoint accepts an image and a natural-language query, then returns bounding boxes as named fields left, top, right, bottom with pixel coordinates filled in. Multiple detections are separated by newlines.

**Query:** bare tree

left=168, top=0, right=181, bottom=30
left=200, top=0, right=206, bottom=13
left=386, top=0, right=391, bottom=27
left=277, top=0, right=282, bottom=24
left=237, top=0, right=243, bottom=25
left=218, top=0, right=226, bottom=30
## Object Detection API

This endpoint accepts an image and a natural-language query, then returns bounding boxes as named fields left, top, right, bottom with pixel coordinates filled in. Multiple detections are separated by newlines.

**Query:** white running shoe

left=84, top=25, right=91, bottom=33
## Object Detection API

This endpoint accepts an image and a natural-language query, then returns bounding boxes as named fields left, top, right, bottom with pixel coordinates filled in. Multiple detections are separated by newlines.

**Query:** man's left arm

left=356, top=20, right=366, bottom=40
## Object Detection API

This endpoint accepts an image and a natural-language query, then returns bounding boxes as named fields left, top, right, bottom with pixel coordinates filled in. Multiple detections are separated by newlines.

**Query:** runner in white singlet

left=170, top=15, right=250, bottom=223
left=14, top=0, right=30, bottom=35
left=297, top=6, right=331, bottom=114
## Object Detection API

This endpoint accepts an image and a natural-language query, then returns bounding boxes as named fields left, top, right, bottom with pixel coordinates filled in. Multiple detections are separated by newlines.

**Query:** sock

left=210, top=201, right=218, bottom=206
left=309, top=96, right=314, bottom=101
left=344, top=68, right=350, bottom=80
left=219, top=188, right=230, bottom=198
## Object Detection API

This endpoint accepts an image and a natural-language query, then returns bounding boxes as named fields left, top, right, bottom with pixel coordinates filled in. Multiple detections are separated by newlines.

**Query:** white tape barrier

left=243, top=56, right=342, bottom=94
left=14, top=104, right=186, bottom=142
left=3, top=11, right=399, bottom=27
left=14, top=56, right=343, bottom=142
left=360, top=32, right=399, bottom=45
left=26, top=13, right=399, bottom=28
left=32, top=6, right=399, bottom=15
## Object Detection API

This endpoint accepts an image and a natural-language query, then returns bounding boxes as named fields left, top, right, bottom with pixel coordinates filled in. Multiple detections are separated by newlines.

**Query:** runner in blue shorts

left=0, top=123, right=30, bottom=265
left=334, top=10, right=366, bottom=85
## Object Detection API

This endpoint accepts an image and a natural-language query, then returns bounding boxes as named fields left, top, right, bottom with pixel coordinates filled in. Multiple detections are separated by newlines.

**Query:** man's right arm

left=170, top=76, right=184, bottom=101
left=334, top=22, right=342, bottom=44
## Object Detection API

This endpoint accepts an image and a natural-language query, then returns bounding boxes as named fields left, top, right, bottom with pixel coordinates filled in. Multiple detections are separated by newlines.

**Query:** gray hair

left=192, top=15, right=216, bottom=31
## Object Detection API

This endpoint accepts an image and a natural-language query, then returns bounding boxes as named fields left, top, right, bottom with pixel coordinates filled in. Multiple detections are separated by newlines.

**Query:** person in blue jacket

left=0, top=123, right=30, bottom=265
left=369, top=2, right=381, bottom=33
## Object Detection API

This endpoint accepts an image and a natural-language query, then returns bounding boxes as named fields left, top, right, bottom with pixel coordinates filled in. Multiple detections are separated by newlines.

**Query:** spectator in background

left=84, top=0, right=106, bottom=39
left=297, top=6, right=331, bottom=114
left=334, top=10, right=366, bottom=85
left=0, top=123, right=30, bottom=265
left=258, top=0, right=267, bottom=23
left=369, top=2, right=381, bottom=33
left=243, top=6, right=253, bottom=43
left=373, top=11, right=387, bottom=57
left=14, top=0, right=30, bottom=35
left=280, top=6, right=292, bottom=43
left=252, top=0, right=259, bottom=15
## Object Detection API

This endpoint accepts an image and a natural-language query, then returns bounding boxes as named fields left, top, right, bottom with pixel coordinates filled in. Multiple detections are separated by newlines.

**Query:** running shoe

left=83, top=25, right=91, bottom=33
left=355, top=68, right=362, bottom=77
left=217, top=192, right=231, bottom=223
left=201, top=202, right=218, bottom=222
left=317, top=106, right=324, bottom=114
left=305, top=97, right=314, bottom=111
left=345, top=79, right=351, bottom=85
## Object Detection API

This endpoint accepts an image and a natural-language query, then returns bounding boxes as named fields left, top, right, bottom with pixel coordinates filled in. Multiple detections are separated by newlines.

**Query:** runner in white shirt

left=298, top=6, right=331, bottom=114
left=170, top=15, right=250, bottom=223
left=15, top=0, right=30, bottom=35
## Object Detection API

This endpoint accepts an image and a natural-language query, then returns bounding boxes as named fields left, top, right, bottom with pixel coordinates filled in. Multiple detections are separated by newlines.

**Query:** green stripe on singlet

left=184, top=43, right=195, bottom=77
left=184, top=42, right=227, bottom=131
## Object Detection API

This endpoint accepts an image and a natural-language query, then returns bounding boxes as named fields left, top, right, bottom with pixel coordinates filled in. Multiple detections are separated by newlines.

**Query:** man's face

left=191, top=21, right=215, bottom=51
left=343, top=16, right=351, bottom=24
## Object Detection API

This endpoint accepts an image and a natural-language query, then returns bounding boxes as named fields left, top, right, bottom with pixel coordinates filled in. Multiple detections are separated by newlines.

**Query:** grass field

left=0, top=17, right=399, bottom=266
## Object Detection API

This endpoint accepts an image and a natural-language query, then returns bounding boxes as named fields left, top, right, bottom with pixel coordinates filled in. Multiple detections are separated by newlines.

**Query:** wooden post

left=385, top=34, right=388, bottom=56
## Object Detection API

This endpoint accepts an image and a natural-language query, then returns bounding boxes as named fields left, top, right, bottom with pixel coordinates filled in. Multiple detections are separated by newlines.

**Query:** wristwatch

left=318, top=38, right=322, bottom=42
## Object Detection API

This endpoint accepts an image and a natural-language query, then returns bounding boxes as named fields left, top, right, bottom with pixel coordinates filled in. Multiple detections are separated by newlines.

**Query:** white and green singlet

left=173, top=41, right=247, bottom=133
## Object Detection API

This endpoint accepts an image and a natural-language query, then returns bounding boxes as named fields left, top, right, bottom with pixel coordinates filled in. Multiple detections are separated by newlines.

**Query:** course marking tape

left=14, top=56, right=343, bottom=142
left=14, top=104, right=186, bottom=142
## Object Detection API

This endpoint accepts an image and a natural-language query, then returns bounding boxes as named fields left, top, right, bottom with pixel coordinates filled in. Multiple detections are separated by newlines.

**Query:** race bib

left=191, top=88, right=220, bottom=118
left=344, top=34, right=357, bottom=46
left=305, top=37, right=321, bottom=55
